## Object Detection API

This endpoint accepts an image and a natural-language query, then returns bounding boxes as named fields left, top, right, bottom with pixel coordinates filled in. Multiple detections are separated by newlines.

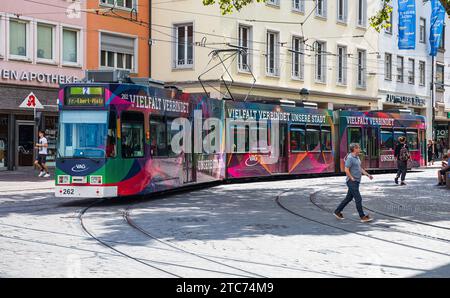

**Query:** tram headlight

left=58, top=175, right=70, bottom=185
left=90, top=176, right=103, bottom=185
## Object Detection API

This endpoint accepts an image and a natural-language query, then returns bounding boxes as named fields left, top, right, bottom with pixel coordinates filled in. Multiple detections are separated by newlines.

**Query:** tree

left=370, top=0, right=450, bottom=33
left=202, top=0, right=265, bottom=15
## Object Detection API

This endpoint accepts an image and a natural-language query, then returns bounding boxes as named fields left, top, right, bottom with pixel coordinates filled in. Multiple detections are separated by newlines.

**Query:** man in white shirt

left=34, top=130, right=50, bottom=178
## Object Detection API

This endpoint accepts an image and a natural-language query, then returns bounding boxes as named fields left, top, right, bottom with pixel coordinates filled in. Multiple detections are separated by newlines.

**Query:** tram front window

left=58, top=111, right=108, bottom=158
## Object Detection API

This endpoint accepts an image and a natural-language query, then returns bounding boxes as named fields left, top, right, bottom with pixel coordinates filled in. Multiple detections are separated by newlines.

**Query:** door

left=16, top=121, right=35, bottom=167
left=276, top=123, right=288, bottom=174
left=365, top=127, right=379, bottom=169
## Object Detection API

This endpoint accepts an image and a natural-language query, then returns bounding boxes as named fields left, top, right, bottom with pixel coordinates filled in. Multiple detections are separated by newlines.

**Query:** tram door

left=364, top=127, right=379, bottom=169
left=276, top=123, right=288, bottom=174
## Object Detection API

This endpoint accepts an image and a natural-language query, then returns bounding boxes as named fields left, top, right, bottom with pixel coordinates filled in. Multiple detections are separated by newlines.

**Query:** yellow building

left=151, top=0, right=380, bottom=110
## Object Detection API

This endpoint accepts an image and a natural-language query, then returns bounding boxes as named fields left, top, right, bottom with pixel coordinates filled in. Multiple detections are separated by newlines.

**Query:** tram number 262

left=62, top=189, right=75, bottom=195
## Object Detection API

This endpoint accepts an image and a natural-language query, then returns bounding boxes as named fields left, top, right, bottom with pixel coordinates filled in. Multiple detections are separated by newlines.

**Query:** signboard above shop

left=386, top=94, right=426, bottom=107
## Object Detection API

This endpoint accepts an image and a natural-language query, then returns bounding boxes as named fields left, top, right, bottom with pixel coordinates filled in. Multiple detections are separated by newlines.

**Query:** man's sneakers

left=394, top=177, right=399, bottom=185
left=400, top=181, right=407, bottom=186
left=437, top=182, right=446, bottom=186
left=38, top=171, right=50, bottom=178
left=360, top=215, right=373, bottom=223
left=334, top=212, right=345, bottom=220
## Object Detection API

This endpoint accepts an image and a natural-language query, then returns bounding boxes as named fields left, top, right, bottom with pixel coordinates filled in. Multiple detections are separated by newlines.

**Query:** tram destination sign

left=65, top=87, right=105, bottom=107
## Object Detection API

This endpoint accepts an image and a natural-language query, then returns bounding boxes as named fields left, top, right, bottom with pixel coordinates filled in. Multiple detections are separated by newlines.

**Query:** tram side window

left=150, top=116, right=167, bottom=157
left=167, top=118, right=181, bottom=157
left=290, top=125, right=306, bottom=152
left=381, top=129, right=394, bottom=151
left=306, top=126, right=321, bottom=152
left=407, top=130, right=419, bottom=150
left=106, top=111, right=117, bottom=158
left=232, top=126, right=250, bottom=153
left=121, top=112, right=144, bottom=158
left=348, top=127, right=362, bottom=148
left=321, top=127, right=332, bottom=152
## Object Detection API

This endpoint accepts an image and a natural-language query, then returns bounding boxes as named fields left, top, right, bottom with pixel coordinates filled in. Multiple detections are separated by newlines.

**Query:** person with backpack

left=394, top=136, right=409, bottom=186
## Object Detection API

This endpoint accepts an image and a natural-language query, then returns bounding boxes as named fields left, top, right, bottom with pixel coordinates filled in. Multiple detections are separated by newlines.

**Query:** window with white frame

left=419, top=18, right=426, bottom=43
left=266, top=31, right=280, bottom=76
left=385, top=7, right=393, bottom=34
left=293, top=0, right=305, bottom=13
left=267, top=0, right=280, bottom=6
left=397, top=56, right=404, bottom=83
left=62, top=28, right=79, bottom=65
left=174, top=23, right=193, bottom=68
left=315, top=41, right=327, bottom=82
left=436, top=63, right=444, bottom=89
left=0, top=15, right=4, bottom=58
left=238, top=25, right=252, bottom=72
left=408, top=58, right=415, bottom=85
left=292, top=36, right=304, bottom=79
left=357, top=49, right=366, bottom=88
left=9, top=19, right=29, bottom=59
left=357, top=0, right=367, bottom=27
left=316, top=0, right=327, bottom=18
left=337, top=0, right=348, bottom=23
left=337, top=45, right=347, bottom=85
left=419, top=61, right=426, bottom=86
left=37, top=23, right=55, bottom=62
left=385, top=53, right=392, bottom=81
left=100, top=32, right=135, bottom=71
left=100, top=0, right=135, bottom=10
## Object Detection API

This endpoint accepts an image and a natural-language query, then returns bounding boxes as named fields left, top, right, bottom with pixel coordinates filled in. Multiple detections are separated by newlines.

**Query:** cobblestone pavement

left=0, top=167, right=449, bottom=277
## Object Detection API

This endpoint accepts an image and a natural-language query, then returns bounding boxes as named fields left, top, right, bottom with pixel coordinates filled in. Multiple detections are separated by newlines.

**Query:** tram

left=55, top=78, right=426, bottom=198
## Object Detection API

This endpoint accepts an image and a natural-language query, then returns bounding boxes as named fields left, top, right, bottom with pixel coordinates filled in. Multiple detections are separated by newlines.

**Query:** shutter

left=101, top=33, right=134, bottom=55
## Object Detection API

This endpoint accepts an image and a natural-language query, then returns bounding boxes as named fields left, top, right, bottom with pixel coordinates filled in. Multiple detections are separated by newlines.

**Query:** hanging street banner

left=398, top=0, right=416, bottom=50
left=430, top=0, right=446, bottom=56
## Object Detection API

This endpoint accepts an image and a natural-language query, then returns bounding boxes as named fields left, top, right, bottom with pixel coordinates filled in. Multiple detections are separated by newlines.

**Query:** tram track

left=309, top=191, right=450, bottom=244
left=275, top=191, right=450, bottom=258
left=79, top=200, right=265, bottom=278
left=123, top=206, right=267, bottom=278
left=79, top=200, right=182, bottom=278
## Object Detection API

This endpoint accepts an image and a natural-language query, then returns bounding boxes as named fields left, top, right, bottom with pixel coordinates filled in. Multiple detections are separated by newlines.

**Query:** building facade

left=151, top=0, right=380, bottom=111
left=86, top=0, right=150, bottom=77
left=377, top=0, right=433, bottom=140
left=0, top=0, right=86, bottom=171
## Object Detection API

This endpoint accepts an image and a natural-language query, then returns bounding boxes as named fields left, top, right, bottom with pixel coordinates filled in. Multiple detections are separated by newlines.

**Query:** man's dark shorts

left=36, top=154, right=47, bottom=165
left=440, top=168, right=449, bottom=176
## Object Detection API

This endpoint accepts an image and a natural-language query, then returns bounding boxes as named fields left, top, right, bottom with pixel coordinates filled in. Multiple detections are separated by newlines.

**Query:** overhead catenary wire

left=15, top=0, right=448, bottom=80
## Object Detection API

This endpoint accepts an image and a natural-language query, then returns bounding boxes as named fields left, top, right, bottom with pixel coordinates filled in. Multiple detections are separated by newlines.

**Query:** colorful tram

left=55, top=82, right=426, bottom=198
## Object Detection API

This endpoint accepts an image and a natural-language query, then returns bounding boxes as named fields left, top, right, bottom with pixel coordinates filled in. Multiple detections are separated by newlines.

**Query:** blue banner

left=398, top=0, right=416, bottom=50
left=430, top=0, right=446, bottom=56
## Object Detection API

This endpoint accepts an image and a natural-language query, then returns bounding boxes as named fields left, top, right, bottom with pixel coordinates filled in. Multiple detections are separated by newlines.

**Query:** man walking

left=394, top=136, right=409, bottom=186
left=34, top=130, right=50, bottom=178
left=334, top=143, right=373, bottom=223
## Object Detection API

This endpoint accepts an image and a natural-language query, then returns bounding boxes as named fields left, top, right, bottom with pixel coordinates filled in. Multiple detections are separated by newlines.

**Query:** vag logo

left=245, top=155, right=260, bottom=167
left=71, top=164, right=88, bottom=173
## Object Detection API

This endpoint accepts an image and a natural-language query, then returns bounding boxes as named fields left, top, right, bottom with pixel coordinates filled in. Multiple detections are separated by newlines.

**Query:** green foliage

left=369, top=0, right=393, bottom=33
left=202, top=0, right=266, bottom=15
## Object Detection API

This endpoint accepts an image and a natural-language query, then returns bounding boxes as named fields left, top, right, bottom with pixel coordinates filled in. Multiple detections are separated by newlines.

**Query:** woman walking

left=394, top=136, right=410, bottom=186
left=427, top=140, right=434, bottom=166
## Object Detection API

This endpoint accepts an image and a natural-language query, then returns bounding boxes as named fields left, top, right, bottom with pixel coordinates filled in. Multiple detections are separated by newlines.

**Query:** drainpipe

left=149, top=0, right=152, bottom=79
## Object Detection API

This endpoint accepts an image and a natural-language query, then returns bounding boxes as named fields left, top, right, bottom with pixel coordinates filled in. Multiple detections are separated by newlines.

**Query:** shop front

left=0, top=63, right=82, bottom=171
left=0, top=85, right=60, bottom=171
